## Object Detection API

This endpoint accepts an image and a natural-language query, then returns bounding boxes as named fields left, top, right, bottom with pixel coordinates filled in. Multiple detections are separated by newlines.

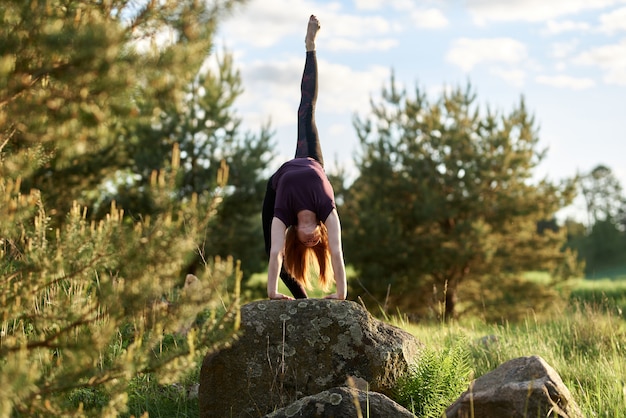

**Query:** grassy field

left=120, top=275, right=626, bottom=418
left=392, top=303, right=626, bottom=417
left=569, top=278, right=626, bottom=318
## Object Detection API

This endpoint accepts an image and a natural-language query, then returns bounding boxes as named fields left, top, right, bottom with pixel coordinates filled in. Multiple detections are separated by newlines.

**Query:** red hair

left=284, top=222, right=332, bottom=291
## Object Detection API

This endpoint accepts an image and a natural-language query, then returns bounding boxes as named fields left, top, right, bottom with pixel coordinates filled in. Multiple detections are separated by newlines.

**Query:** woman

left=262, top=15, right=347, bottom=301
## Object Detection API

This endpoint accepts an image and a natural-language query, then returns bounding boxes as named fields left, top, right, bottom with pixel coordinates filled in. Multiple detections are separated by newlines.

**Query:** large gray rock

left=446, top=355, right=583, bottom=418
left=199, top=299, right=422, bottom=418
left=263, top=386, right=415, bottom=418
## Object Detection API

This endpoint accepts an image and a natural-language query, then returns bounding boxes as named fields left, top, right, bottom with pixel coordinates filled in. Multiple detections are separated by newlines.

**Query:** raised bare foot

left=305, top=15, right=320, bottom=51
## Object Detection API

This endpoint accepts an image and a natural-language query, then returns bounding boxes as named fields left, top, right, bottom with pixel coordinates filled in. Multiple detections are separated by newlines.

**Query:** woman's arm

left=323, top=209, right=347, bottom=300
left=267, top=217, right=293, bottom=300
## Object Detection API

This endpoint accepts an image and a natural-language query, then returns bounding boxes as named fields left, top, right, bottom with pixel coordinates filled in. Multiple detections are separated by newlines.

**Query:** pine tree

left=1, top=0, right=249, bottom=415
left=565, top=165, right=626, bottom=277
left=580, top=165, right=626, bottom=228
left=342, top=76, right=581, bottom=320
left=96, top=48, right=274, bottom=280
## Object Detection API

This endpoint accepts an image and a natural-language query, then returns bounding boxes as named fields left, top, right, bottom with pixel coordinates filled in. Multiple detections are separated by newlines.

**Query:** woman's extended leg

left=294, top=15, right=323, bottom=167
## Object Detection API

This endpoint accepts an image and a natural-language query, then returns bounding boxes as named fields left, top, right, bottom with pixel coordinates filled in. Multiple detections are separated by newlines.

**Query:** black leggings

left=261, top=51, right=323, bottom=299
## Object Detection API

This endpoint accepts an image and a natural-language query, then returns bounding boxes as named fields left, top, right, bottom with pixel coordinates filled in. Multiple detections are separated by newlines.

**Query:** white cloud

left=490, top=67, right=527, bottom=87
left=235, top=58, right=302, bottom=128
left=550, top=40, right=580, bottom=59
left=390, top=0, right=420, bottom=12
left=219, top=0, right=402, bottom=54
left=352, top=1, right=449, bottom=30
left=353, top=0, right=385, bottom=10
left=218, top=0, right=314, bottom=48
left=315, top=12, right=400, bottom=52
left=320, top=14, right=394, bottom=39
left=317, top=61, right=390, bottom=113
left=599, top=6, right=626, bottom=33
left=353, top=2, right=450, bottom=30
left=535, top=74, right=596, bottom=89
left=326, top=38, right=399, bottom=52
left=574, top=39, right=626, bottom=85
left=466, top=0, right=621, bottom=24
left=543, top=19, right=591, bottom=35
left=354, top=0, right=426, bottom=12
left=446, top=38, right=528, bottom=72
left=411, top=8, right=449, bottom=29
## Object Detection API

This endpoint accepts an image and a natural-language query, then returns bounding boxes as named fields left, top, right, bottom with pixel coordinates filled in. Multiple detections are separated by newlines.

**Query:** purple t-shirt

left=272, top=158, right=336, bottom=227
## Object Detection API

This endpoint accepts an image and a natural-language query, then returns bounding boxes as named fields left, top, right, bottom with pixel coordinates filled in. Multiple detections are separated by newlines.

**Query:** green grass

left=391, top=301, right=626, bottom=418
left=568, top=278, right=626, bottom=318
left=124, top=373, right=200, bottom=418
left=66, top=371, right=201, bottom=417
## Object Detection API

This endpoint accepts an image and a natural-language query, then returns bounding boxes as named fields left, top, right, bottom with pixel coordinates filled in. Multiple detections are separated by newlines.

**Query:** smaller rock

left=263, top=387, right=415, bottom=418
left=446, top=355, right=583, bottom=418
left=476, top=334, right=498, bottom=348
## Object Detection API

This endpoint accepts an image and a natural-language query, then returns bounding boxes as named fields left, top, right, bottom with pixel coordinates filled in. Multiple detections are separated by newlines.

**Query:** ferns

left=395, top=336, right=473, bottom=418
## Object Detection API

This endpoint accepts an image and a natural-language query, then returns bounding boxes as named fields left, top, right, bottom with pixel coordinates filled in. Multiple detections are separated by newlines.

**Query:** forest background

left=1, top=0, right=625, bottom=416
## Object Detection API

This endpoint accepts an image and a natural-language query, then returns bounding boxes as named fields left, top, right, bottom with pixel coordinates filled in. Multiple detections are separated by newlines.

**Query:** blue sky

left=216, top=0, right=626, bottom=220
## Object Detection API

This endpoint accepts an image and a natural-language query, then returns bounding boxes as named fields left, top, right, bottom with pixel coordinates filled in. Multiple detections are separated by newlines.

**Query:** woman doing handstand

left=261, top=15, right=347, bottom=301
